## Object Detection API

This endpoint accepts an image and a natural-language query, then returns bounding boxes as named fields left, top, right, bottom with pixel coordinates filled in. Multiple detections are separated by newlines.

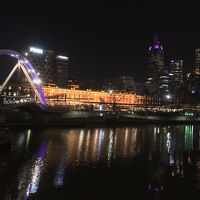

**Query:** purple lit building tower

left=146, top=36, right=169, bottom=96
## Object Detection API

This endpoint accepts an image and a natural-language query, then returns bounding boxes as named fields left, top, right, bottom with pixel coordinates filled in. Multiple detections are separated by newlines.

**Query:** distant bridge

left=0, top=49, right=46, bottom=105
left=0, top=50, right=174, bottom=111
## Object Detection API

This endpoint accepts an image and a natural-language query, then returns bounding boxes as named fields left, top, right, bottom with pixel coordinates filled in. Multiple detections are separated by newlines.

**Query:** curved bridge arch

left=0, top=49, right=46, bottom=105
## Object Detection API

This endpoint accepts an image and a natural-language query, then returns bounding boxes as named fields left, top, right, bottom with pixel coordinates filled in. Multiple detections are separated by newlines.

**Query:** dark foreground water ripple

left=0, top=125, right=200, bottom=199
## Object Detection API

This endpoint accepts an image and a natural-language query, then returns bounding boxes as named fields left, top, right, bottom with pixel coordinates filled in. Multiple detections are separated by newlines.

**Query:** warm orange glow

left=42, top=86, right=145, bottom=106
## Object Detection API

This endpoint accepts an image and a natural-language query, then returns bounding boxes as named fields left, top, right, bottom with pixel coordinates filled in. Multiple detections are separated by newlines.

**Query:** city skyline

left=1, top=1, right=200, bottom=82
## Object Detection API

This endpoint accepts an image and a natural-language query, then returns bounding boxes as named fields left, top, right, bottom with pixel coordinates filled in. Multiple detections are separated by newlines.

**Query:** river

left=0, top=125, right=200, bottom=199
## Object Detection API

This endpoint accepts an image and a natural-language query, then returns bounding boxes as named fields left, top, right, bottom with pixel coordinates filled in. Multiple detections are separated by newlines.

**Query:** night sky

left=0, top=1, right=200, bottom=83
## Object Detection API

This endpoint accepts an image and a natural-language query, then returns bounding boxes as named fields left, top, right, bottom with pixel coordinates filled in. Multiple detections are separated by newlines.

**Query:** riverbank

left=0, top=108, right=200, bottom=128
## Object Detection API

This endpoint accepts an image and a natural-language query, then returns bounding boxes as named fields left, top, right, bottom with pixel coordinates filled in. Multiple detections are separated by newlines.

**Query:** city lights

left=56, top=55, right=69, bottom=60
left=33, top=79, right=41, bottom=84
left=109, top=90, right=113, bottom=93
left=2, top=2, right=200, bottom=200
left=30, top=47, right=43, bottom=54
left=42, top=86, right=145, bottom=106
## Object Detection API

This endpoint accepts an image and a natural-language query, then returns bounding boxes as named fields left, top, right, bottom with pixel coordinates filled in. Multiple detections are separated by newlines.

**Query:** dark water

left=0, top=125, right=200, bottom=200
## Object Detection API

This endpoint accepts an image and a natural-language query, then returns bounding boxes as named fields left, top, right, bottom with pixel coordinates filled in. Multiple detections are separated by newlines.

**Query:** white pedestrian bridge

left=0, top=49, right=46, bottom=105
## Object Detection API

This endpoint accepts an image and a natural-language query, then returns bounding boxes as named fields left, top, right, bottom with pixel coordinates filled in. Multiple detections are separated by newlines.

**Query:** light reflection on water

left=18, top=142, right=47, bottom=200
left=54, top=154, right=65, bottom=188
left=1, top=125, right=200, bottom=199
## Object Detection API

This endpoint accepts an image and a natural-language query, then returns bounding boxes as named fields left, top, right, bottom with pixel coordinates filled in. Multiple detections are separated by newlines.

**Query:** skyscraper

left=55, top=55, right=69, bottom=88
left=23, top=47, right=69, bottom=87
left=195, top=49, right=200, bottom=73
left=23, top=47, right=55, bottom=86
left=169, top=60, right=183, bottom=95
left=146, top=36, right=169, bottom=96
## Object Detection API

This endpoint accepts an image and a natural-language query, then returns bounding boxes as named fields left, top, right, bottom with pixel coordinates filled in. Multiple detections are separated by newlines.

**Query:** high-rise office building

left=169, top=60, right=183, bottom=95
left=195, top=49, right=200, bottom=73
left=186, top=72, right=200, bottom=96
left=55, top=55, right=69, bottom=88
left=23, top=47, right=55, bottom=86
left=23, top=47, right=69, bottom=87
left=146, top=36, right=169, bottom=96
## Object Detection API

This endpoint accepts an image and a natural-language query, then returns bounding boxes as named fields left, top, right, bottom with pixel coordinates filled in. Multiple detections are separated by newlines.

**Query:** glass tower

left=169, top=59, right=183, bottom=95
left=146, top=36, right=169, bottom=96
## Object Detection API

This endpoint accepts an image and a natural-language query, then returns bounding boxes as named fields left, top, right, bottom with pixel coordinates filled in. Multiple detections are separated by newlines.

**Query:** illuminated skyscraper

left=23, top=47, right=55, bottom=86
left=195, top=49, right=200, bottom=73
left=169, top=60, right=183, bottom=95
left=23, top=47, right=69, bottom=87
left=146, top=36, right=169, bottom=96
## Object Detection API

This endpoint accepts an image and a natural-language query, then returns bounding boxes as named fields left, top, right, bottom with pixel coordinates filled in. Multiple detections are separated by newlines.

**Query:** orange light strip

left=42, top=86, right=145, bottom=105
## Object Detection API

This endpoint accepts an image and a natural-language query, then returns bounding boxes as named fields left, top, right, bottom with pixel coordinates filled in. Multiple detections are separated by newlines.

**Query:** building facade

left=195, top=49, right=200, bottom=73
left=186, top=71, right=200, bottom=96
left=23, top=47, right=55, bottom=86
left=23, top=47, right=69, bottom=87
left=55, top=55, right=69, bottom=88
left=67, top=76, right=79, bottom=90
left=146, top=36, right=169, bottom=96
left=102, top=76, right=136, bottom=93
left=169, top=59, right=183, bottom=95
left=111, top=76, right=136, bottom=92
